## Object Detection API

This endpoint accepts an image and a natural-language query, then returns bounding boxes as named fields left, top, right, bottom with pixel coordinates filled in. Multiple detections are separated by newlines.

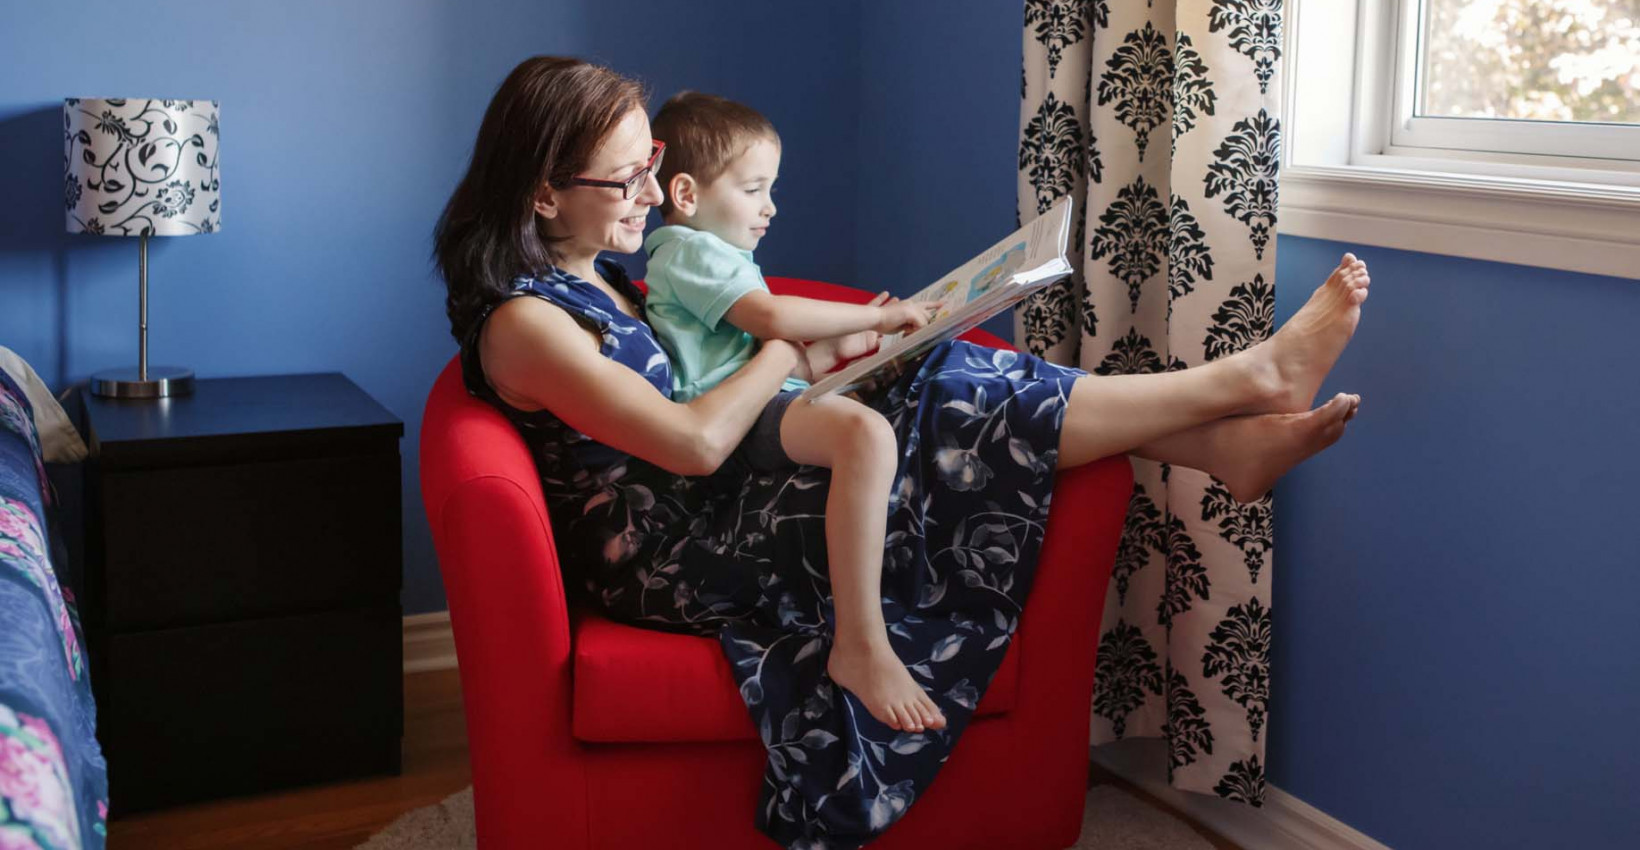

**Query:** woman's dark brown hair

left=434, top=57, right=646, bottom=343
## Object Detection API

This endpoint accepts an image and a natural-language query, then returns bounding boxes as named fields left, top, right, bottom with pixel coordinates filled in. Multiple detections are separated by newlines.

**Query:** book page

left=880, top=196, right=1071, bottom=348
left=800, top=197, right=1072, bottom=401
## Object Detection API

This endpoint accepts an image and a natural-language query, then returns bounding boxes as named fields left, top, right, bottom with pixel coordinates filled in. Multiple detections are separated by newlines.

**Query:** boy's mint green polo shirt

left=642, top=225, right=810, bottom=402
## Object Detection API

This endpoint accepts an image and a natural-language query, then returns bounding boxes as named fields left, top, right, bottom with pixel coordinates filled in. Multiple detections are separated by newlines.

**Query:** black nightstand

left=82, top=373, right=405, bottom=814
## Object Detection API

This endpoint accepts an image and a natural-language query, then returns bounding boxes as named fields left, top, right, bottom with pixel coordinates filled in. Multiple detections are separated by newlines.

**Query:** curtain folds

left=1016, top=0, right=1283, bottom=804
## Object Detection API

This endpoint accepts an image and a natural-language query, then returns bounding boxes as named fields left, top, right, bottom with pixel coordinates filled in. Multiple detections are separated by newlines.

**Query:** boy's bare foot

left=827, top=636, right=947, bottom=732
left=1247, top=254, right=1371, bottom=415
left=1212, top=393, right=1360, bottom=503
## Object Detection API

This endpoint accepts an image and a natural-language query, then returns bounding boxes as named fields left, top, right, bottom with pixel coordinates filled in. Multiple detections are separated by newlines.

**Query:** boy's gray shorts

left=726, top=389, right=803, bottom=475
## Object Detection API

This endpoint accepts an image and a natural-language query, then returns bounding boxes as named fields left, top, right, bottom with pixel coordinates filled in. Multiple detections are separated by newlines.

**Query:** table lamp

left=64, top=97, right=220, bottom=399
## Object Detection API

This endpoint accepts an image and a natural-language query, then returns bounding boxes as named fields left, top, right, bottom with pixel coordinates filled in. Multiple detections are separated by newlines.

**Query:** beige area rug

left=355, top=783, right=1216, bottom=850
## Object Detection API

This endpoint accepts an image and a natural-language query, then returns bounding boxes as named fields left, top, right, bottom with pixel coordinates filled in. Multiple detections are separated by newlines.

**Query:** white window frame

left=1389, top=0, right=1640, bottom=165
left=1281, top=0, right=1640, bottom=280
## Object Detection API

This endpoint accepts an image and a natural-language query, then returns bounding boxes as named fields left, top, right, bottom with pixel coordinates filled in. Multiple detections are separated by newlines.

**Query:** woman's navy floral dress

left=461, top=260, right=1087, bottom=850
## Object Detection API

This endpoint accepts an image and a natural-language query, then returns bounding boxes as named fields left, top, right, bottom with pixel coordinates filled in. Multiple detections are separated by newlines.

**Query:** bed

left=0, top=370, right=107, bottom=850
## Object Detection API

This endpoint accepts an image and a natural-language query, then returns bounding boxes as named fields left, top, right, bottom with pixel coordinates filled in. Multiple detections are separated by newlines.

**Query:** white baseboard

left=403, top=611, right=458, bottom=673
left=1091, top=739, right=1393, bottom=850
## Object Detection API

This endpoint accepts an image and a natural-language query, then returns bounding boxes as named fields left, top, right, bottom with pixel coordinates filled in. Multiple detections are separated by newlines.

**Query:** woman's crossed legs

left=769, top=253, right=1370, bottom=737
left=1057, top=253, right=1372, bottom=496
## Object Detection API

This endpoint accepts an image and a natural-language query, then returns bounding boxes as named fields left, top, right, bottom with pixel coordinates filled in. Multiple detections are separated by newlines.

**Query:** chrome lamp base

left=90, top=366, right=195, bottom=399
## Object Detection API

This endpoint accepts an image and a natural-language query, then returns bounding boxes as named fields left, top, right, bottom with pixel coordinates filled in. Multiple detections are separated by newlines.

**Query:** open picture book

left=799, top=195, right=1074, bottom=402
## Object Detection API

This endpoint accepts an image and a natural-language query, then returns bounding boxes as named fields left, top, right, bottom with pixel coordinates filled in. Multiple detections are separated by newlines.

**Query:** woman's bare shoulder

left=475, top=292, right=717, bottom=477
left=479, top=295, right=602, bottom=412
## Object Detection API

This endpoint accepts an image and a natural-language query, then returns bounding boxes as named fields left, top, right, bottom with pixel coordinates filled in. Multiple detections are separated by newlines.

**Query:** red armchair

left=419, top=277, right=1131, bottom=849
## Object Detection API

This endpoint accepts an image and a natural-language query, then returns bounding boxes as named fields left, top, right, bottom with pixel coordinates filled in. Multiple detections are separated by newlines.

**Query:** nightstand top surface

left=85, top=373, right=402, bottom=455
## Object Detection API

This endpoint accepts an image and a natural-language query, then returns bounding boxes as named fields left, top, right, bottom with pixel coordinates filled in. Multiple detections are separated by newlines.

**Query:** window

left=1282, top=0, right=1640, bottom=278
left=1391, top=0, right=1640, bottom=170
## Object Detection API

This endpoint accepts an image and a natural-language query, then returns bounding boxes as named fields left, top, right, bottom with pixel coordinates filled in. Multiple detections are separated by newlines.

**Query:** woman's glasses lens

left=624, top=145, right=664, bottom=199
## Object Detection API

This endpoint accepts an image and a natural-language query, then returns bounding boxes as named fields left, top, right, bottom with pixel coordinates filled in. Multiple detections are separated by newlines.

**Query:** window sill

left=1282, top=0, right=1640, bottom=281
left=1279, top=163, right=1640, bottom=281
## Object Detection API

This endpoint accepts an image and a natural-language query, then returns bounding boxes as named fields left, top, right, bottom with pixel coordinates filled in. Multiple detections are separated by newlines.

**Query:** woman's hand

left=802, top=337, right=842, bottom=378
left=829, top=331, right=878, bottom=362
left=873, top=296, right=940, bottom=335
left=764, top=338, right=813, bottom=382
left=830, top=293, right=890, bottom=360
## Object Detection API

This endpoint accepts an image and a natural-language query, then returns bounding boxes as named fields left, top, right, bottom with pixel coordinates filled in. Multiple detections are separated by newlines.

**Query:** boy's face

left=689, top=136, right=780, bottom=251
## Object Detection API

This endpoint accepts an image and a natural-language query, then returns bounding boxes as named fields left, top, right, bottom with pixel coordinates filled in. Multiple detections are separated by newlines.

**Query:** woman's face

left=536, top=107, right=663, bottom=260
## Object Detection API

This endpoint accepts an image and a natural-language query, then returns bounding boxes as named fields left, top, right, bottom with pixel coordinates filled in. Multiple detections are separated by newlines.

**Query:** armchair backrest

left=419, top=356, right=575, bottom=648
left=419, top=357, right=546, bottom=544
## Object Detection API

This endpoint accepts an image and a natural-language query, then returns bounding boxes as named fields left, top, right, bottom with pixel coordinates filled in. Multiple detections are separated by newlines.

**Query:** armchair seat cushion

left=570, top=612, right=1019, bottom=744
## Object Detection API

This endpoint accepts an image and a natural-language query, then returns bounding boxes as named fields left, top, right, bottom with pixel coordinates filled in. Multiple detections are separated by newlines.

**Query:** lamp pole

left=139, top=232, right=148, bottom=382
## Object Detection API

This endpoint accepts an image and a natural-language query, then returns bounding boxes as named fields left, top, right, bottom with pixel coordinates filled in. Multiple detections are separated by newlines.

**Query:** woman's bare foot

left=1245, top=254, right=1371, bottom=415
left=1211, top=393, right=1360, bottom=502
left=827, top=636, right=947, bottom=732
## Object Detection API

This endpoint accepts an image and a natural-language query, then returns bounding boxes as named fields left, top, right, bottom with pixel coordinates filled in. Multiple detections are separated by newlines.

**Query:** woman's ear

left=533, top=185, right=559, bottom=219
left=668, top=173, right=698, bottom=217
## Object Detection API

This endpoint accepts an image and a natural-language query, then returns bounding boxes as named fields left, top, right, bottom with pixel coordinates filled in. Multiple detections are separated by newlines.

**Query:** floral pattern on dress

left=461, top=260, right=1087, bottom=849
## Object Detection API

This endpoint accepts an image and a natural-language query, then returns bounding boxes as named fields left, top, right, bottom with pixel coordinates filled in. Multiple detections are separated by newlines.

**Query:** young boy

left=644, top=92, right=947, bottom=734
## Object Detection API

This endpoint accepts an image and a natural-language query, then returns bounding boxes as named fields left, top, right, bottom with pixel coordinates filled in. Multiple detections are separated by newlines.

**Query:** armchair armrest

left=419, top=359, right=589, bottom=847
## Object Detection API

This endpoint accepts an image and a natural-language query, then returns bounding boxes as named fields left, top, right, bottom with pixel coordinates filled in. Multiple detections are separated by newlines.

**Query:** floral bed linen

left=0, top=371, right=107, bottom=849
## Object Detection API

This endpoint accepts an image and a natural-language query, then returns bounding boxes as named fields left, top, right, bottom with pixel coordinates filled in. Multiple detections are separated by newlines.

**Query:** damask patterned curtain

left=1015, top=0, right=1282, bottom=804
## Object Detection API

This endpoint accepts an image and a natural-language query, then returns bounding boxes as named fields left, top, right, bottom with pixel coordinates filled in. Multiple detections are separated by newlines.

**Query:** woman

left=435, top=57, right=1366, bottom=850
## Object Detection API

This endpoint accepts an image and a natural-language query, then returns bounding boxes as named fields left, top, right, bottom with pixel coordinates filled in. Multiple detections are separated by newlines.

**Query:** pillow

left=0, top=346, right=89, bottom=463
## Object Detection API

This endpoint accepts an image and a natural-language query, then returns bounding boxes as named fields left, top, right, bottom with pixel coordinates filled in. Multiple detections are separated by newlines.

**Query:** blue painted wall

left=854, top=3, right=1640, bottom=849
left=858, top=1, right=1024, bottom=342
left=5, top=2, right=1636, bottom=847
left=0, top=0, right=861, bottom=615
left=1270, top=238, right=1640, bottom=850
left=582, top=1, right=861, bottom=286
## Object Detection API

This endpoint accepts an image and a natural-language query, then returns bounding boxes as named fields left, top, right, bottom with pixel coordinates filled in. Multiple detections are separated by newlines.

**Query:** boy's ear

left=668, top=173, right=698, bottom=216
left=533, top=184, right=559, bottom=219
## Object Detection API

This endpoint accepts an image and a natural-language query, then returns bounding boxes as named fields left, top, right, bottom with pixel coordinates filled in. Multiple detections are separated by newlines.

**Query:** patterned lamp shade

left=63, top=98, right=220, bottom=236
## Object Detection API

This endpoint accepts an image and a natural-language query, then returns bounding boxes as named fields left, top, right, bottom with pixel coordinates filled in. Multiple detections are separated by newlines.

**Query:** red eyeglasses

left=567, top=141, right=665, bottom=201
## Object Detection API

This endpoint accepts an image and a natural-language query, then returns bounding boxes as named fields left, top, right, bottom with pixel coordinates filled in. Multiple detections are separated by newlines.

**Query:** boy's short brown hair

left=650, top=91, right=779, bottom=217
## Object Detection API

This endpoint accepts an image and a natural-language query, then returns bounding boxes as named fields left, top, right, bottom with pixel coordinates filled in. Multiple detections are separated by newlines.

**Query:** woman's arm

left=479, top=296, right=804, bottom=477
left=725, top=291, right=936, bottom=341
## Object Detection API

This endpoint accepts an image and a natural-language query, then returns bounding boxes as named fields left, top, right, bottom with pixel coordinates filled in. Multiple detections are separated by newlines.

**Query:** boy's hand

left=873, top=296, right=939, bottom=335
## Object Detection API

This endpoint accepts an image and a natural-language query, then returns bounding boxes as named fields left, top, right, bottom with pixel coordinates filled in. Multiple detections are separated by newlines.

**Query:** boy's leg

left=780, top=395, right=947, bottom=733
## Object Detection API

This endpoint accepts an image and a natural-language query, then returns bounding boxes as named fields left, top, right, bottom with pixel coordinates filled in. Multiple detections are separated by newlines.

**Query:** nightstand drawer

left=103, top=603, right=402, bottom=813
left=99, top=450, right=401, bottom=630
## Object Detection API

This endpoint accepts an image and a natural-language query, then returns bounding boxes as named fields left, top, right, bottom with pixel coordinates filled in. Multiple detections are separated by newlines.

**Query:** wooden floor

left=110, top=668, right=1238, bottom=849
left=1087, top=760, right=1242, bottom=850
left=108, top=669, right=471, bottom=850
